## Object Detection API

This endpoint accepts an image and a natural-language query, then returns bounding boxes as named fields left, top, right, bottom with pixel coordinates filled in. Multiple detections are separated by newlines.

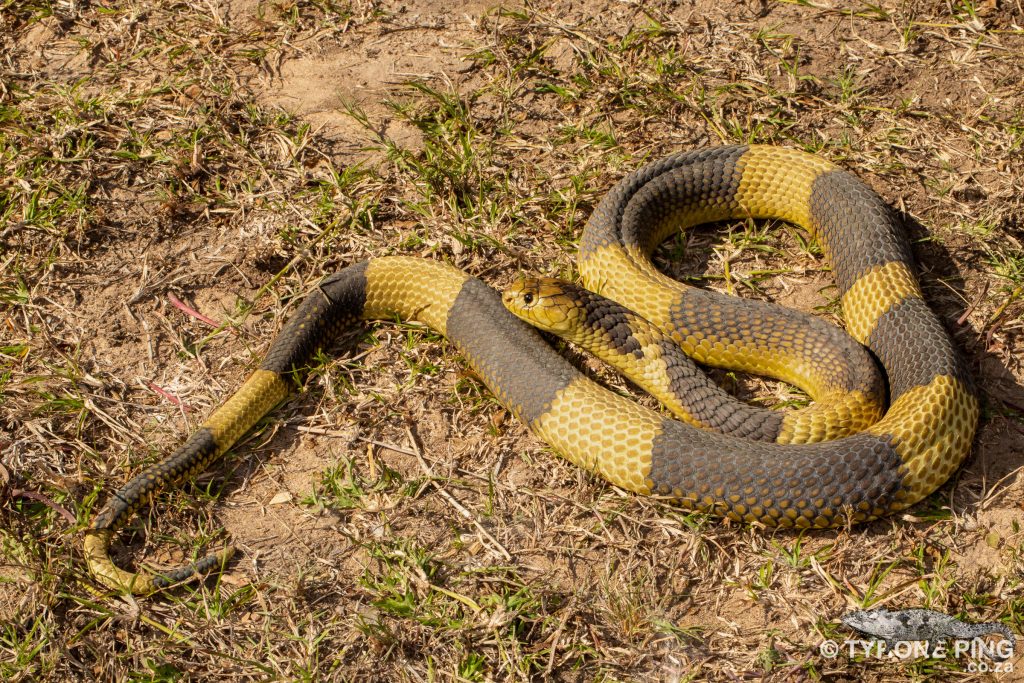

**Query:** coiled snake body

left=84, top=145, right=978, bottom=593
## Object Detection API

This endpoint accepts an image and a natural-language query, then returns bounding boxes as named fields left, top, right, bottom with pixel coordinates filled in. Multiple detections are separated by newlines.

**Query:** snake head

left=842, top=608, right=895, bottom=638
left=502, top=276, right=582, bottom=335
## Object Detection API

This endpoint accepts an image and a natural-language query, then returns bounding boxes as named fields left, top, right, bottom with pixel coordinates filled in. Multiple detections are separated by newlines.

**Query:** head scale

left=502, top=276, right=583, bottom=335
left=842, top=608, right=892, bottom=635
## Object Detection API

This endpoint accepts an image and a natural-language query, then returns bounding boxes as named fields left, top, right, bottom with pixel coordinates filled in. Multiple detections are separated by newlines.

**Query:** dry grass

left=2, top=0, right=1023, bottom=680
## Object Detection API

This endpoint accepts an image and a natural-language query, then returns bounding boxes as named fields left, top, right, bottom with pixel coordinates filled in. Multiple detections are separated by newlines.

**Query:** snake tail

left=86, top=258, right=592, bottom=592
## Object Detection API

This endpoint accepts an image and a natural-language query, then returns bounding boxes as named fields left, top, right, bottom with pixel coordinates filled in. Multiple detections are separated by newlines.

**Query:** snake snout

left=502, top=276, right=541, bottom=312
left=500, top=284, right=520, bottom=308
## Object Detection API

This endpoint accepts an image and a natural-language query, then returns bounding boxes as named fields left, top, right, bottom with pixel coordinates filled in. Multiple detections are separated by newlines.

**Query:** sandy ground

left=2, top=0, right=1023, bottom=680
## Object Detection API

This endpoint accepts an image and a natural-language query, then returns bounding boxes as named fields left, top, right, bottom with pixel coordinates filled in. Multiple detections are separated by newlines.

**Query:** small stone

left=269, top=491, right=293, bottom=505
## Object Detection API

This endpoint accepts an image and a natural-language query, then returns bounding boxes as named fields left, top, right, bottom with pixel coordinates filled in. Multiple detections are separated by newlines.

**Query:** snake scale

left=84, top=145, right=979, bottom=593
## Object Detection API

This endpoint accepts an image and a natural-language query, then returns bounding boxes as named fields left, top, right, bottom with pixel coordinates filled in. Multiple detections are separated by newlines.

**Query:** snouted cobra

left=84, top=145, right=979, bottom=593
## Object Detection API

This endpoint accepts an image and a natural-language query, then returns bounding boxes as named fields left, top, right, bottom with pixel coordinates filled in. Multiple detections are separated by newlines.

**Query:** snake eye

left=523, top=293, right=534, bottom=305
